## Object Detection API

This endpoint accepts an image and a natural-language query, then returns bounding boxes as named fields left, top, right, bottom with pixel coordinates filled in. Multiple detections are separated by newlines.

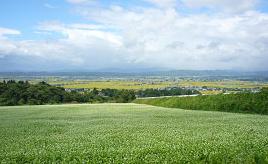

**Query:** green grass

left=0, top=104, right=268, bottom=163
left=134, top=93, right=268, bottom=115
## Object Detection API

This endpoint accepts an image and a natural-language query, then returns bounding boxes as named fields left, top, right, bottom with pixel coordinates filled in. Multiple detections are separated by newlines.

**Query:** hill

left=134, top=89, right=268, bottom=115
left=0, top=104, right=268, bottom=163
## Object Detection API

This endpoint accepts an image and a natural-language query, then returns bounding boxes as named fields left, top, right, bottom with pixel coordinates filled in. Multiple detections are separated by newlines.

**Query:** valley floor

left=0, top=104, right=268, bottom=163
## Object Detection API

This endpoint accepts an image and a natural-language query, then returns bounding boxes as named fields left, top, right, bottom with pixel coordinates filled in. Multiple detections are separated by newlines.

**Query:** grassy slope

left=0, top=104, right=268, bottom=163
left=134, top=93, right=268, bottom=115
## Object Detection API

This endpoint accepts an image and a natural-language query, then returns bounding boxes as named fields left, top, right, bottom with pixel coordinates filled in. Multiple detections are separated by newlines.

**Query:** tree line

left=136, top=88, right=200, bottom=97
left=0, top=81, right=136, bottom=106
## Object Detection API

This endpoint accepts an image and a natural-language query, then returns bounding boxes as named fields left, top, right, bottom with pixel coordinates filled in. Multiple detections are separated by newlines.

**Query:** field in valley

left=55, top=80, right=268, bottom=90
left=0, top=104, right=268, bottom=163
left=59, top=81, right=173, bottom=90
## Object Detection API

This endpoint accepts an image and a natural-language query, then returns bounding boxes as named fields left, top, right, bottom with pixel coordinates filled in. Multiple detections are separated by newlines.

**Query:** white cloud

left=69, top=23, right=107, bottom=30
left=74, top=5, right=268, bottom=70
left=0, top=27, right=20, bottom=39
left=1, top=1, right=268, bottom=71
left=181, top=0, right=259, bottom=13
left=37, top=22, right=122, bottom=47
left=0, top=23, right=124, bottom=69
left=144, top=0, right=177, bottom=8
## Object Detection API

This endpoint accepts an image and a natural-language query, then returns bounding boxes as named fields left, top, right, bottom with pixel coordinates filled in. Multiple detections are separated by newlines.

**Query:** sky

left=0, top=0, right=268, bottom=72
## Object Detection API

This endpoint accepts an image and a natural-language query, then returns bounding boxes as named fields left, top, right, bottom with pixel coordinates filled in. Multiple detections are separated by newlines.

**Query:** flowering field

left=0, top=104, right=268, bottom=163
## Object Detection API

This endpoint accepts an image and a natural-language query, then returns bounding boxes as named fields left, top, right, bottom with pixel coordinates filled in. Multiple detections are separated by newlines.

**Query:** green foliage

left=134, top=89, right=268, bottom=115
left=0, top=81, right=65, bottom=105
left=136, top=88, right=200, bottom=97
left=100, top=88, right=136, bottom=103
left=0, top=81, right=136, bottom=106
left=0, top=104, right=267, bottom=163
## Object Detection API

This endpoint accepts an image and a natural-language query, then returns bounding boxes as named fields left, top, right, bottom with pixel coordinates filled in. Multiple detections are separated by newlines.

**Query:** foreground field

left=0, top=104, right=268, bottom=163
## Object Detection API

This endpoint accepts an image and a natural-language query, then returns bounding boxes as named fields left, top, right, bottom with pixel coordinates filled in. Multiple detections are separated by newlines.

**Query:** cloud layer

left=0, top=0, right=268, bottom=71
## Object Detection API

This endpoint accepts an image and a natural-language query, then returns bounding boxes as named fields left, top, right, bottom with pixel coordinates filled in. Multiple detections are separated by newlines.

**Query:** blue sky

left=0, top=0, right=83, bottom=40
left=0, top=0, right=268, bottom=71
left=0, top=0, right=152, bottom=36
